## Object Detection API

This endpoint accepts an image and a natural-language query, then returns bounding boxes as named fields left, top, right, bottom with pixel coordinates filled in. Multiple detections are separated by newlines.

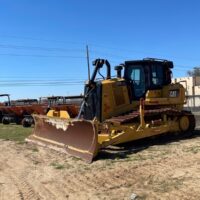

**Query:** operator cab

left=124, top=58, right=173, bottom=100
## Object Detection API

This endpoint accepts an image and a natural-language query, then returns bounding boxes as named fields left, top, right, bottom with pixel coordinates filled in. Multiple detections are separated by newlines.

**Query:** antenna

left=86, top=45, right=90, bottom=81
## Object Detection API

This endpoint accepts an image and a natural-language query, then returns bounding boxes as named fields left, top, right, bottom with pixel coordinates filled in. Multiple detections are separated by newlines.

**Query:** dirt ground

left=0, top=123, right=200, bottom=199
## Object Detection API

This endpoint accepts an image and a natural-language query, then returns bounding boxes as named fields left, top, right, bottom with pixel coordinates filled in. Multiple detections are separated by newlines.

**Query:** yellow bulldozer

left=27, top=58, right=195, bottom=163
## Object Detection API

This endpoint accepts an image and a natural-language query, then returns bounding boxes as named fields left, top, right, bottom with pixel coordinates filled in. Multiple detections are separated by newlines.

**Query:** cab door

left=125, top=65, right=146, bottom=100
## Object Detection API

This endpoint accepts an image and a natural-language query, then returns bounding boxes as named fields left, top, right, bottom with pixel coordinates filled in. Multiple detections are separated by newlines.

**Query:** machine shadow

left=96, top=129, right=200, bottom=161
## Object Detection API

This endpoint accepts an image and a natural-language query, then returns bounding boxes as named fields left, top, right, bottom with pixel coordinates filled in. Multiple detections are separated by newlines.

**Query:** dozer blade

left=26, top=115, right=98, bottom=163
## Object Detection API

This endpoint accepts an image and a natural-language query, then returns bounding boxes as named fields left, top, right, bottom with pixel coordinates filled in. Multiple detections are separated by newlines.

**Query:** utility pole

left=86, top=45, right=90, bottom=82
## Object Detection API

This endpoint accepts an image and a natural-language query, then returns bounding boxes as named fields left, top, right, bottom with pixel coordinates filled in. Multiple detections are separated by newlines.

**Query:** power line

left=0, top=78, right=85, bottom=81
left=0, top=76, right=87, bottom=79
left=0, top=82, right=84, bottom=87
left=0, top=36, right=199, bottom=72
left=2, top=34, right=200, bottom=64
left=0, top=43, right=84, bottom=52
left=90, top=44, right=200, bottom=64
left=0, top=53, right=85, bottom=58
left=0, top=40, right=198, bottom=66
left=0, top=35, right=86, bottom=45
left=0, top=52, right=195, bottom=70
left=0, top=79, right=85, bottom=84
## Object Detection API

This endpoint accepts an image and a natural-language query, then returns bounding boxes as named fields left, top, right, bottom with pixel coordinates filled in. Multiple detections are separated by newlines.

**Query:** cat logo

left=169, top=90, right=179, bottom=97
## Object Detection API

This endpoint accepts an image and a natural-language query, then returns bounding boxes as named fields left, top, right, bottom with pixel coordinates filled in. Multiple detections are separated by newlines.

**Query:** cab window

left=125, top=65, right=145, bottom=99
left=151, top=64, right=163, bottom=87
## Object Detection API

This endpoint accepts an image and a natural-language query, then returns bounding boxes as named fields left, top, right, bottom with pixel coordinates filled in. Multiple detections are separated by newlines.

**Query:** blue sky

left=0, top=0, right=200, bottom=99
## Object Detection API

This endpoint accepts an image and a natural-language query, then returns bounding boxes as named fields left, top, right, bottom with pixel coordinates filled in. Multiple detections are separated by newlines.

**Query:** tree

left=187, top=67, right=200, bottom=77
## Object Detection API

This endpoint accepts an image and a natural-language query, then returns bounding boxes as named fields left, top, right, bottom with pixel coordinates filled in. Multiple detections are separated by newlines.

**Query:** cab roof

left=125, top=58, right=173, bottom=68
left=0, top=94, right=10, bottom=97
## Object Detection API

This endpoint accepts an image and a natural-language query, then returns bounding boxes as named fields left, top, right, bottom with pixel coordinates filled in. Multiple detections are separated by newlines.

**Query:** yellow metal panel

left=98, top=120, right=180, bottom=146
left=101, top=79, right=135, bottom=120
left=47, top=110, right=70, bottom=119
left=145, top=83, right=186, bottom=110
left=146, top=90, right=162, bottom=98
